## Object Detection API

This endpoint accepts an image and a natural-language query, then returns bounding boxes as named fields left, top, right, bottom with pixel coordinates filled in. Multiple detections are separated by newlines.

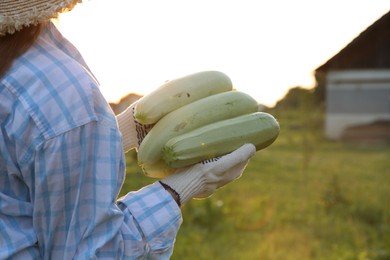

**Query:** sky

left=57, top=0, right=390, bottom=107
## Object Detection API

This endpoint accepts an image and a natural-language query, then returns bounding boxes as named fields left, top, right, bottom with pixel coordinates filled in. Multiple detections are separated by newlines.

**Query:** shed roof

left=316, top=10, right=390, bottom=73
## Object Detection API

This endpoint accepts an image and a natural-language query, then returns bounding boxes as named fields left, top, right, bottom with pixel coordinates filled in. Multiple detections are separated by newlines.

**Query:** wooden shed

left=315, top=10, right=390, bottom=142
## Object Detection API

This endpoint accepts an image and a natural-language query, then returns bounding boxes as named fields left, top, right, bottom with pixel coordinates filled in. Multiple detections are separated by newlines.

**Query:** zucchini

left=162, top=112, right=280, bottom=168
left=134, top=71, right=232, bottom=124
left=141, top=160, right=176, bottom=178
left=137, top=91, right=259, bottom=166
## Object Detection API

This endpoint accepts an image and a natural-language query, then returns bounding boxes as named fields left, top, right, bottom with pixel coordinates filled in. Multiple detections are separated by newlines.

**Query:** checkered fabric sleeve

left=0, top=22, right=182, bottom=260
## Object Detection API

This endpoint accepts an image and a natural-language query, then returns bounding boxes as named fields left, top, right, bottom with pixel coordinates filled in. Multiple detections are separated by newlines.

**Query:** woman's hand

left=160, top=143, right=256, bottom=206
left=116, top=101, right=154, bottom=152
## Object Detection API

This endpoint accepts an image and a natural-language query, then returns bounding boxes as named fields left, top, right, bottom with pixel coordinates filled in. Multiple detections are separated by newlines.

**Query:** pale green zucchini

left=141, top=160, right=176, bottom=179
left=162, top=112, right=280, bottom=168
left=137, top=91, right=259, bottom=166
left=134, top=71, right=232, bottom=124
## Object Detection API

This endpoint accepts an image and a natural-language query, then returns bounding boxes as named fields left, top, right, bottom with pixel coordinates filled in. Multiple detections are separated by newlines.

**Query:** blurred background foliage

left=118, top=87, right=390, bottom=260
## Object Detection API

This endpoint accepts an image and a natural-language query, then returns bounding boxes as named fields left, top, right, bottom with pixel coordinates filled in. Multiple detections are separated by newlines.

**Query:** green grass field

left=118, top=109, right=390, bottom=260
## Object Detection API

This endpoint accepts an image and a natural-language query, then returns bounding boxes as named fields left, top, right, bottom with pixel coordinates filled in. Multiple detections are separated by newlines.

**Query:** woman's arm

left=32, top=121, right=182, bottom=259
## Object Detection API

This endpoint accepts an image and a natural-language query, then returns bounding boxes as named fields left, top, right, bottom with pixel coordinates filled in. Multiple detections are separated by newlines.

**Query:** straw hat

left=0, top=0, right=83, bottom=36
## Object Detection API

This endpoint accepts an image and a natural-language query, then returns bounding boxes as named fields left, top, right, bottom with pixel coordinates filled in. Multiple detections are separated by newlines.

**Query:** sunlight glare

left=57, top=0, right=390, bottom=106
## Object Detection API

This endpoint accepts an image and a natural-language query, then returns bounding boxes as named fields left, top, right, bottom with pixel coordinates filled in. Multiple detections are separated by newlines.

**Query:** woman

left=0, top=1, right=256, bottom=259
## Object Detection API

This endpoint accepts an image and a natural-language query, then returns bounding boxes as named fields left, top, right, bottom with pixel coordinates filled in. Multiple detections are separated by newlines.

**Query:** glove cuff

left=160, top=167, right=205, bottom=205
left=116, top=103, right=139, bottom=152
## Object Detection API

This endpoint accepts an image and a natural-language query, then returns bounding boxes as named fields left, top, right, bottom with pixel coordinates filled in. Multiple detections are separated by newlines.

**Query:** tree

left=274, top=86, right=314, bottom=110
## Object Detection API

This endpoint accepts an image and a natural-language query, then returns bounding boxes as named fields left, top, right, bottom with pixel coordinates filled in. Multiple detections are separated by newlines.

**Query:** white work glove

left=116, top=101, right=153, bottom=152
left=160, top=143, right=256, bottom=206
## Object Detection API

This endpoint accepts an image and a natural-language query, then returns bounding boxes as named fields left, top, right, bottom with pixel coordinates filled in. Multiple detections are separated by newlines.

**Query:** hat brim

left=0, top=0, right=83, bottom=35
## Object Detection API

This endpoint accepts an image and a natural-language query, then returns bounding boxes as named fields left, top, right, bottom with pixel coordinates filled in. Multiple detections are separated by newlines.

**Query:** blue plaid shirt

left=0, top=22, right=182, bottom=259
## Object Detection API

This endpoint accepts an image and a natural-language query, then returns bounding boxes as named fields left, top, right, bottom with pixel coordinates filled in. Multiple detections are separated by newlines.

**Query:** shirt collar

left=38, top=22, right=99, bottom=83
